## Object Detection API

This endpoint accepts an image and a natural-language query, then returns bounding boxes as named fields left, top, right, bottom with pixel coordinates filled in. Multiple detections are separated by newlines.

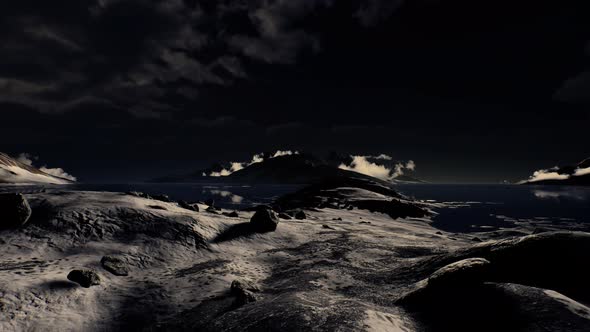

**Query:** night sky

left=1, top=0, right=589, bottom=183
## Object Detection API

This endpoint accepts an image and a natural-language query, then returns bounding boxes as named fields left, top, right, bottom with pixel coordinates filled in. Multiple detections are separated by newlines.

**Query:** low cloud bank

left=206, top=150, right=299, bottom=177
left=338, top=154, right=416, bottom=181
left=17, top=153, right=77, bottom=181
left=522, top=165, right=590, bottom=183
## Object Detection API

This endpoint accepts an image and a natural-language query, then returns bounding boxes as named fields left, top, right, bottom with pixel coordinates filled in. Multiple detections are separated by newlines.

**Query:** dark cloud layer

left=1, top=0, right=589, bottom=182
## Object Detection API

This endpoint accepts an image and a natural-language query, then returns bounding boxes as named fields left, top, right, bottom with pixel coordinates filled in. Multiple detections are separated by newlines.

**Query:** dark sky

left=1, top=0, right=589, bottom=183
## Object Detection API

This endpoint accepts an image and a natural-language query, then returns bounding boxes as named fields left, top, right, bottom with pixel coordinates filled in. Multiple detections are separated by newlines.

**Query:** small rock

left=294, top=210, right=307, bottom=220
left=230, top=279, right=260, bottom=295
left=0, top=193, right=32, bottom=230
left=152, top=194, right=172, bottom=203
left=322, top=225, right=335, bottom=230
left=250, top=208, right=280, bottom=232
left=206, top=206, right=220, bottom=214
left=472, top=237, right=483, bottom=242
left=101, top=256, right=129, bottom=276
left=278, top=212, right=292, bottom=220
left=126, top=191, right=151, bottom=199
left=234, top=289, right=257, bottom=306
left=67, top=269, right=101, bottom=288
left=223, top=211, right=240, bottom=218
left=178, top=200, right=199, bottom=212
left=332, top=217, right=343, bottom=221
left=435, top=231, right=443, bottom=235
left=231, top=279, right=259, bottom=307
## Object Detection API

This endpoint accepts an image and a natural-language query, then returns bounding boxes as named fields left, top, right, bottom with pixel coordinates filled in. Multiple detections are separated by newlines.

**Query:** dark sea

left=2, top=183, right=589, bottom=234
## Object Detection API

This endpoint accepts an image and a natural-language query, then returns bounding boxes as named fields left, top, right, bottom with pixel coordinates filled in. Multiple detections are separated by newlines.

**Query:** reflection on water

left=396, top=184, right=590, bottom=233
left=207, top=189, right=244, bottom=204
left=533, top=189, right=589, bottom=201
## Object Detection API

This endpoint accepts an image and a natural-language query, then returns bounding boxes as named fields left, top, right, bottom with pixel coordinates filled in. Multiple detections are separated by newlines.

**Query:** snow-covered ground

left=1, top=190, right=589, bottom=331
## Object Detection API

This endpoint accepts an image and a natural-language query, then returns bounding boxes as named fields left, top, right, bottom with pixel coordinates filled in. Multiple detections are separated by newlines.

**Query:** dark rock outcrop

left=101, top=256, right=129, bottom=276
left=223, top=211, right=239, bottom=218
left=178, top=200, right=199, bottom=212
left=230, top=279, right=260, bottom=295
left=294, top=210, right=306, bottom=220
left=67, top=269, right=101, bottom=288
left=0, top=193, right=32, bottom=230
left=250, top=208, right=279, bottom=232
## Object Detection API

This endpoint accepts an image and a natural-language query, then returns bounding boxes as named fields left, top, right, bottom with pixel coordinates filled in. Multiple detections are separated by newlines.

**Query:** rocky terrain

left=1, top=178, right=590, bottom=331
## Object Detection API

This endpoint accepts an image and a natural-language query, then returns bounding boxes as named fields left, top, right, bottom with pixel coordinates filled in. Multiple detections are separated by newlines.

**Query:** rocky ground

left=1, top=183, right=590, bottom=331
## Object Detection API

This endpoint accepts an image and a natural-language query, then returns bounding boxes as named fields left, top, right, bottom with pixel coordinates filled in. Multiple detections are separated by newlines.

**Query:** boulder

left=178, top=200, right=199, bottom=212
left=398, top=258, right=490, bottom=306
left=0, top=193, right=32, bottom=230
left=250, top=208, right=280, bottom=232
left=101, top=256, right=129, bottom=276
left=67, top=269, right=101, bottom=288
left=294, top=210, right=307, bottom=220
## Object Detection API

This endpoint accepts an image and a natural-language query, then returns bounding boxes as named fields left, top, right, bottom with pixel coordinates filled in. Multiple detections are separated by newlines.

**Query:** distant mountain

left=152, top=153, right=424, bottom=185
left=521, top=157, right=590, bottom=186
left=0, top=152, right=74, bottom=185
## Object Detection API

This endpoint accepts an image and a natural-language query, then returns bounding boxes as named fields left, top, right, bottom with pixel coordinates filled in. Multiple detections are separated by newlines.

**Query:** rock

left=278, top=212, right=292, bottom=220
left=101, top=256, right=129, bottom=276
left=472, top=237, right=483, bottom=242
left=178, top=200, right=199, bottom=212
left=234, top=289, right=257, bottom=307
left=250, top=208, right=280, bottom=232
left=230, top=279, right=259, bottom=307
left=126, top=191, right=152, bottom=199
left=230, top=279, right=260, bottom=295
left=152, top=194, right=172, bottom=203
left=223, top=211, right=239, bottom=218
left=206, top=206, right=220, bottom=214
left=435, top=231, right=443, bottom=235
left=0, top=193, right=32, bottom=230
left=398, top=258, right=490, bottom=306
left=67, top=269, right=101, bottom=288
left=332, top=217, right=342, bottom=221
left=294, top=210, right=307, bottom=220
left=322, top=225, right=335, bottom=230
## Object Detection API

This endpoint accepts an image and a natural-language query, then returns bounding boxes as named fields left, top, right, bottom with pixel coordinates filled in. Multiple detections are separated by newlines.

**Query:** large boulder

left=0, top=193, right=32, bottom=230
left=250, top=208, right=279, bottom=232
left=67, top=269, right=101, bottom=288
left=398, top=258, right=490, bottom=306
left=101, top=256, right=129, bottom=276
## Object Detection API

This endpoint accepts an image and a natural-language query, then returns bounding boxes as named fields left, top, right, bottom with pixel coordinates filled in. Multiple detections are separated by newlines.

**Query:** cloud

left=39, top=167, right=77, bottom=182
left=522, top=168, right=570, bottom=183
left=574, top=167, right=590, bottom=176
left=17, top=153, right=77, bottom=181
left=338, top=155, right=416, bottom=181
left=208, top=150, right=299, bottom=177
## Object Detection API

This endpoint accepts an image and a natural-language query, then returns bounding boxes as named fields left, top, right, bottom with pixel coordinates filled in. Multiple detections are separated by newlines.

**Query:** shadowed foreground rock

left=0, top=193, right=32, bottom=230
left=67, top=269, right=101, bottom=288
left=101, top=256, right=129, bottom=276
left=250, top=208, right=279, bottom=232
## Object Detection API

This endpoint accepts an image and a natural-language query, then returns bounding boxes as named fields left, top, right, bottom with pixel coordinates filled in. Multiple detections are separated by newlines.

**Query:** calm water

left=397, top=184, right=590, bottom=233
left=2, top=183, right=589, bottom=233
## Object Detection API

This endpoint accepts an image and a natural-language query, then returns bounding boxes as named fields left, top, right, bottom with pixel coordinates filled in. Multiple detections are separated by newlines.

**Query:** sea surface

left=2, top=183, right=589, bottom=233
